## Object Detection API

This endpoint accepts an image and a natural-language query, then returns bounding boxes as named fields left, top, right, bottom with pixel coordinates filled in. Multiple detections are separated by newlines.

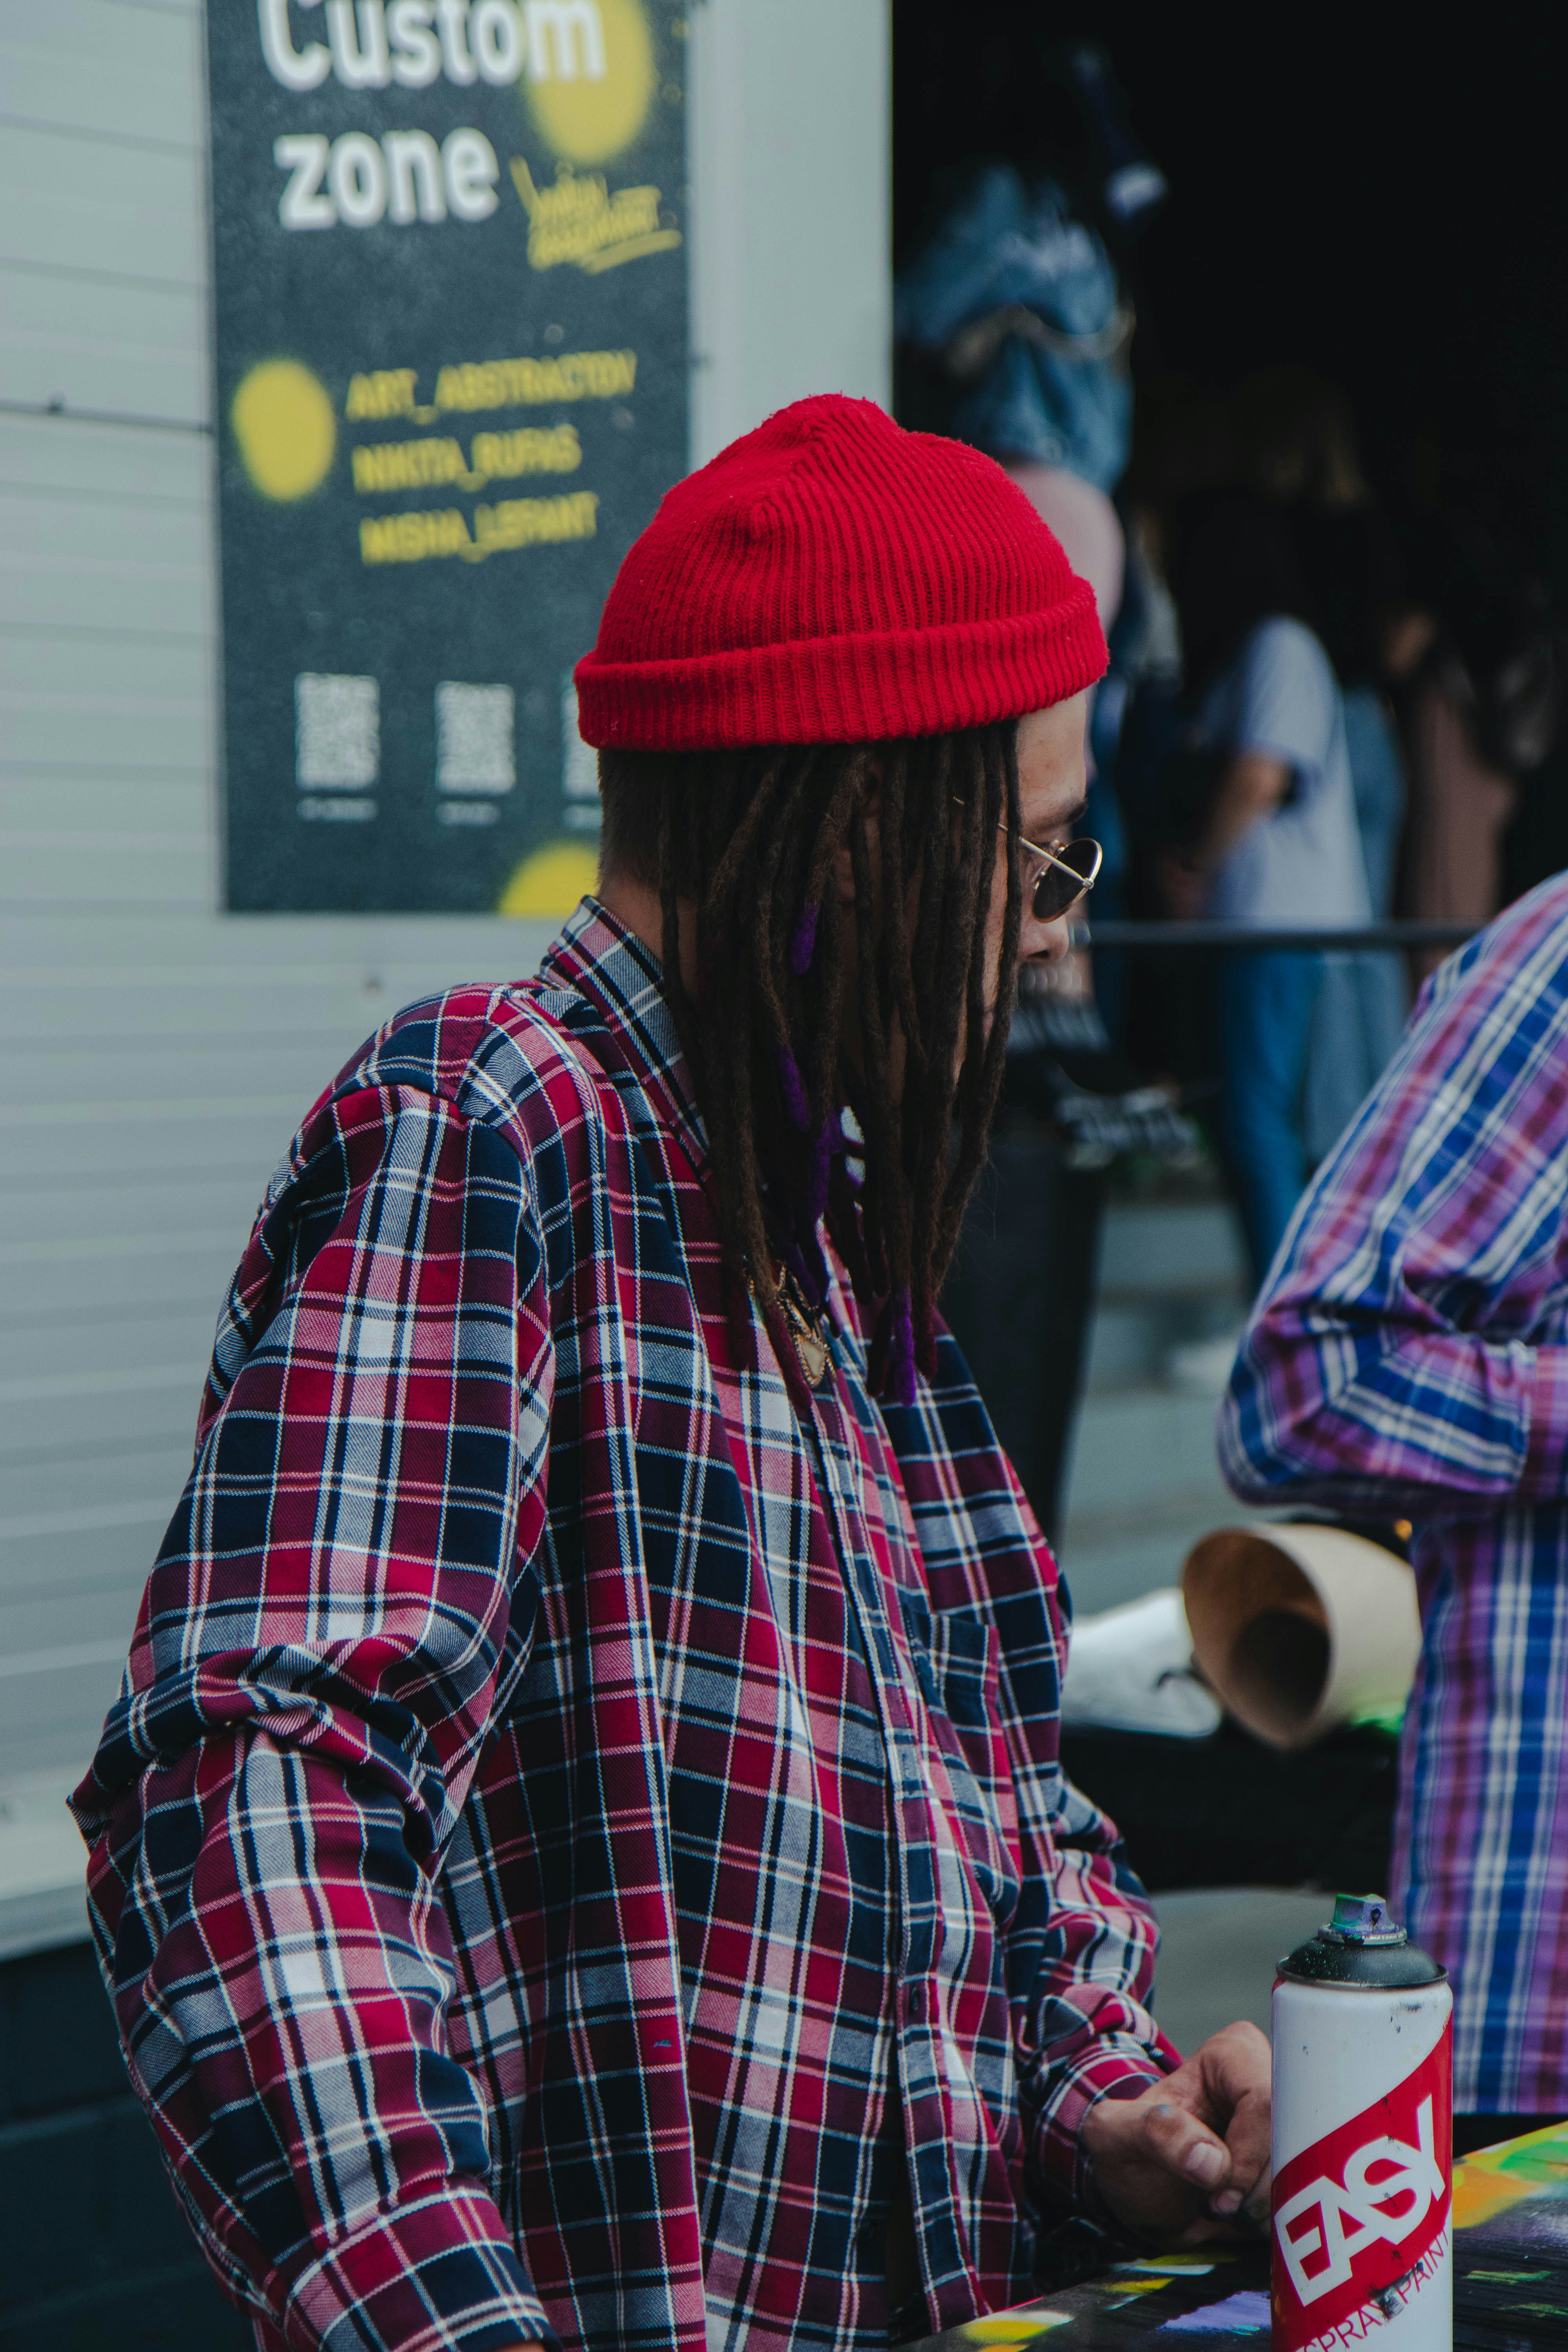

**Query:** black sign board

left=207, top=0, right=689, bottom=913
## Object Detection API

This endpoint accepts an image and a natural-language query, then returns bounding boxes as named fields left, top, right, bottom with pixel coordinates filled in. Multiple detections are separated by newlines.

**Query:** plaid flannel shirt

left=73, top=902, right=1173, bottom=2352
left=1221, top=873, right=1568, bottom=2113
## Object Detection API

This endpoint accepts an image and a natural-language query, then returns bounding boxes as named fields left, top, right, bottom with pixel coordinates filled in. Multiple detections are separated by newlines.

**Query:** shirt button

left=907, top=1984, right=925, bottom=2020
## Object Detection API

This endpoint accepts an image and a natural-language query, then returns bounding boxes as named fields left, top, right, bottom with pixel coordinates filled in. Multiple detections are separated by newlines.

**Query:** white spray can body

left=1271, top=1894, right=1452, bottom=2352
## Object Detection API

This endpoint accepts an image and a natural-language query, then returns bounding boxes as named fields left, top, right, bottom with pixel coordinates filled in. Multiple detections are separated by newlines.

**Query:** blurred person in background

left=895, top=122, right=1159, bottom=1535
left=1159, top=490, right=1371, bottom=1283
left=1392, top=498, right=1559, bottom=979
left=894, top=36, right=1173, bottom=969
left=1221, top=873, right=1568, bottom=2147
left=1234, top=366, right=1413, bottom=1161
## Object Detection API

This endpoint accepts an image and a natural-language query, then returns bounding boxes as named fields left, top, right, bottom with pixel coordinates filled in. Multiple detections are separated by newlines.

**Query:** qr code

left=296, top=674, right=379, bottom=788
left=437, top=682, right=516, bottom=793
left=561, top=676, right=598, bottom=804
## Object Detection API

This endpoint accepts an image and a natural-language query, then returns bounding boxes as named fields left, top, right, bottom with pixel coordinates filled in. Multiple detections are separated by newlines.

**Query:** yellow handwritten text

left=434, top=350, right=636, bottom=412
left=350, top=425, right=582, bottom=497
left=352, top=437, right=473, bottom=494
left=359, top=491, right=599, bottom=566
left=359, top=508, right=474, bottom=564
left=472, top=490, right=599, bottom=554
left=470, top=423, right=582, bottom=479
left=345, top=370, right=419, bottom=421
left=511, top=159, right=682, bottom=274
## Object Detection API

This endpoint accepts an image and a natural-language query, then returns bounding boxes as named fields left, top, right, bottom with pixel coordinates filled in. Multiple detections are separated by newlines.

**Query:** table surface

left=906, top=2122, right=1568, bottom=2352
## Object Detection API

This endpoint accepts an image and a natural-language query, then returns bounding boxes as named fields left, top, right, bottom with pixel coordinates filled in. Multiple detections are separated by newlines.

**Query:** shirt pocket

left=899, top=1593, right=1021, bottom=1923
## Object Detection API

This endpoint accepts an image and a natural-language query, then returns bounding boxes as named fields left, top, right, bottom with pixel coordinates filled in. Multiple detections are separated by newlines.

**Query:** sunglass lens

left=1031, top=838, right=1102, bottom=922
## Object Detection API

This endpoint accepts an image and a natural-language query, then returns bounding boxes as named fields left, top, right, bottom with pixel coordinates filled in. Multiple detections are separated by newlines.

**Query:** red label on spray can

left=1271, top=2022, right=1452, bottom=2352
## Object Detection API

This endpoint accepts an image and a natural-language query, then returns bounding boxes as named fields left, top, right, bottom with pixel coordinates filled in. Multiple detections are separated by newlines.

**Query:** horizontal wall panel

left=0, top=265, right=208, bottom=421
left=0, top=911, right=556, bottom=971
left=0, top=1437, right=195, bottom=1512
left=0, top=976, right=419, bottom=1044
left=0, top=668, right=207, bottom=771
left=0, top=1473, right=192, bottom=1601
left=0, top=1033, right=405, bottom=1109
left=0, top=1238, right=240, bottom=1323
left=0, top=833, right=210, bottom=907
left=1, top=1587, right=155, bottom=1671
left=0, top=1104, right=308, bottom=1183
left=0, top=411, right=209, bottom=503
left=1, top=1174, right=258, bottom=1248
left=0, top=773, right=208, bottom=831
left=0, top=1354, right=214, bottom=1453
left=0, top=1308, right=216, bottom=1378
left=0, top=1653, right=132, bottom=1783
left=0, top=1515, right=181, bottom=1618
left=0, top=129, right=205, bottom=289
left=0, top=489, right=212, bottom=635
left=0, top=1434, right=199, bottom=1515
left=0, top=998, right=397, bottom=1056
left=0, top=623, right=207, bottom=702
left=0, top=2, right=201, bottom=150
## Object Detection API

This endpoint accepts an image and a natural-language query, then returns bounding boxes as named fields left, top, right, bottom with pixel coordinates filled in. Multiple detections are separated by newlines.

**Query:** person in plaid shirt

left=1222, top=871, right=1568, bottom=2138
left=72, top=398, right=1269, bottom=2352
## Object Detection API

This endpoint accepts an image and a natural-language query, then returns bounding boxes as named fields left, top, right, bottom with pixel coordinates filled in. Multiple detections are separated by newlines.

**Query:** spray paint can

left=1272, top=1893, right=1452, bottom=2352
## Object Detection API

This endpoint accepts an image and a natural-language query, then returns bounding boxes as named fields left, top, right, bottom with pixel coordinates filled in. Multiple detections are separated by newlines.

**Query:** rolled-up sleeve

left=1021, top=1769, right=1179, bottom=2212
left=1220, top=898, right=1568, bottom=1518
left=70, top=1085, right=555, bottom=2352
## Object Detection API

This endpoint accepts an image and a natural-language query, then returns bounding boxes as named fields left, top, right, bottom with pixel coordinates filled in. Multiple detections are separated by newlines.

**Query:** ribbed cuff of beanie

left=575, top=588, right=1107, bottom=750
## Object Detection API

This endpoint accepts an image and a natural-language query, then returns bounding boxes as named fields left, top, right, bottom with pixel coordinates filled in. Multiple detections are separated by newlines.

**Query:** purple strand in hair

left=789, top=902, right=819, bottom=976
left=781, top=1238, right=816, bottom=1301
left=915, top=1291, right=940, bottom=1381
left=889, top=1288, right=917, bottom=1407
left=775, top=1044, right=810, bottom=1133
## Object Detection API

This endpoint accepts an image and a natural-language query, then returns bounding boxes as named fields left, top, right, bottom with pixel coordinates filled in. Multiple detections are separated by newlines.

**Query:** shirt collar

left=535, top=896, right=710, bottom=1172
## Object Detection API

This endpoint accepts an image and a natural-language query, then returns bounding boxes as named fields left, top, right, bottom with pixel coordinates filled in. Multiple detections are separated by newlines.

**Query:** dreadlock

left=597, top=723, right=1023, bottom=1404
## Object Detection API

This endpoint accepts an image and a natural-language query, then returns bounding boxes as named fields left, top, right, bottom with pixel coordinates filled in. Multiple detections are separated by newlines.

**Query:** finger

left=1209, top=2094, right=1269, bottom=2214
left=1139, top=2096, right=1233, bottom=2197
left=1197, top=2025, right=1272, bottom=2214
left=1196, top=2018, right=1271, bottom=2114
left=1239, top=2154, right=1273, bottom=2226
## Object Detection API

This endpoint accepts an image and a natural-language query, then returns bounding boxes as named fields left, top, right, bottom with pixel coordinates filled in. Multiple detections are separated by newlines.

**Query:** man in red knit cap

left=74, top=398, right=1268, bottom=2352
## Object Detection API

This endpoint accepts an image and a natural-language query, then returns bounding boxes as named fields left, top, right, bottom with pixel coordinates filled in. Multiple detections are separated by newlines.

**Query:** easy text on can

left=1272, top=1892, right=1452, bottom=2352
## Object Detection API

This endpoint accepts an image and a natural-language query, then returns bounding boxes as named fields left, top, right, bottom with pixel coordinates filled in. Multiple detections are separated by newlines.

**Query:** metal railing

left=1078, top=920, right=1481, bottom=953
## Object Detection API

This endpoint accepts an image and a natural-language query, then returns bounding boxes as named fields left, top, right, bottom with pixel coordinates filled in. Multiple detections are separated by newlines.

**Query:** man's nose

left=1022, top=912, right=1074, bottom=967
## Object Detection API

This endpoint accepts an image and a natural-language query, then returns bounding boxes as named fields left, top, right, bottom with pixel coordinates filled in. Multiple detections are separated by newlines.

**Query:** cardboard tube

left=1181, top=1525, right=1421, bottom=1751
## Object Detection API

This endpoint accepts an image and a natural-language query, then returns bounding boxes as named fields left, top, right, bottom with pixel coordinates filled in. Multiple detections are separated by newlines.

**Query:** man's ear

left=833, top=759, right=882, bottom=906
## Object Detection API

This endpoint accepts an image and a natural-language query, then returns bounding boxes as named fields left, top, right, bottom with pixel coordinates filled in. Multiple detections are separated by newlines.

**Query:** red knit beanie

left=574, top=394, right=1107, bottom=749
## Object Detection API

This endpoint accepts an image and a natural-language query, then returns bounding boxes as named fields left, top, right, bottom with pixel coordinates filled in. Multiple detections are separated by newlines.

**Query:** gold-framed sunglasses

left=1014, top=828, right=1103, bottom=923
left=955, top=799, right=1104, bottom=922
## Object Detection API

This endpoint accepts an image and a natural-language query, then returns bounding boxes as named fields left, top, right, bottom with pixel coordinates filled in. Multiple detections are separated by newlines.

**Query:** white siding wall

left=0, top=0, right=891, bottom=1952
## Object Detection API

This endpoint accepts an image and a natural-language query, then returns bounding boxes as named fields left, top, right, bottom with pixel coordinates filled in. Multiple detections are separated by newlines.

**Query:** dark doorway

left=893, top=5, right=1568, bottom=889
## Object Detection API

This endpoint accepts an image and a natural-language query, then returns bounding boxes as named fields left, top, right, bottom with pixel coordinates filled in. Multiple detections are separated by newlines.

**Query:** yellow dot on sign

left=499, top=838, right=599, bottom=916
left=231, top=360, right=336, bottom=501
left=524, top=0, right=655, bottom=165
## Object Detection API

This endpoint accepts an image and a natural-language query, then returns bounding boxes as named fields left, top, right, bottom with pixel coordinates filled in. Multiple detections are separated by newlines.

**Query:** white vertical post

left=686, top=0, right=892, bottom=467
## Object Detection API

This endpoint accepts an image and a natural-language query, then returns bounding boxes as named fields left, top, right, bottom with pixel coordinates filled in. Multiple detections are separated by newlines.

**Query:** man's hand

left=1080, top=2022, right=1271, bottom=2243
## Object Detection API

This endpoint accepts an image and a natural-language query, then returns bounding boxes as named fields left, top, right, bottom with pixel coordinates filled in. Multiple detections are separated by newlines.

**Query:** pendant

left=787, top=1317, right=831, bottom=1388
left=775, top=1265, right=832, bottom=1388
